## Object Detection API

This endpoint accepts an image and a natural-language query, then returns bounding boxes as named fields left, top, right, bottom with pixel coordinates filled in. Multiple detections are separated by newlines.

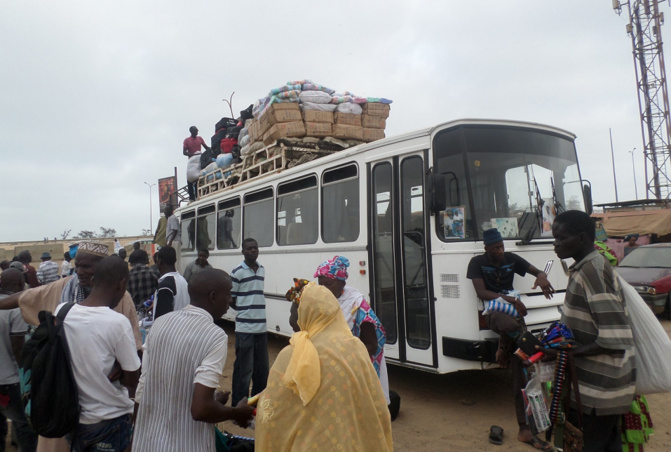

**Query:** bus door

left=369, top=152, right=435, bottom=368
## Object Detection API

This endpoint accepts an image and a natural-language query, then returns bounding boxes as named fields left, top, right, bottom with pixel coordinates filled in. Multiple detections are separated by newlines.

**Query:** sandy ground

left=6, top=321, right=670, bottom=451
left=219, top=320, right=671, bottom=451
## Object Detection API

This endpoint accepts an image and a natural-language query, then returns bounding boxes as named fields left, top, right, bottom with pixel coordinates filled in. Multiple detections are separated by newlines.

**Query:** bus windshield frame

left=433, top=124, right=585, bottom=242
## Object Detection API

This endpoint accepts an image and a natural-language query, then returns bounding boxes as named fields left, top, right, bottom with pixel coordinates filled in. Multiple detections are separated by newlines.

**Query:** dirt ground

left=6, top=321, right=670, bottom=451
left=220, top=320, right=671, bottom=452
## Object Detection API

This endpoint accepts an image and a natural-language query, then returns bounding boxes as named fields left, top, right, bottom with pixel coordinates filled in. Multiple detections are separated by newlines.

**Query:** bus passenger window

left=322, top=164, right=359, bottom=243
left=243, top=188, right=274, bottom=247
left=217, top=198, right=241, bottom=249
left=196, top=205, right=216, bottom=251
left=180, top=211, right=195, bottom=252
left=277, top=176, right=318, bottom=246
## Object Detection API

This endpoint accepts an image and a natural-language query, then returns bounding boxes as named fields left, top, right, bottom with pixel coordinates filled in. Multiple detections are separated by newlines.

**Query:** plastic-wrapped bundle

left=187, top=155, right=201, bottom=183
left=216, top=153, right=234, bottom=169
left=253, top=97, right=270, bottom=118
left=301, top=102, right=337, bottom=112
left=201, top=161, right=219, bottom=177
left=335, top=103, right=363, bottom=114
left=482, top=297, right=519, bottom=317
left=330, top=94, right=367, bottom=104
left=239, top=134, right=251, bottom=148
left=299, top=90, right=332, bottom=104
left=301, top=83, right=335, bottom=94
left=273, top=90, right=301, bottom=100
left=268, top=83, right=302, bottom=96
left=366, top=97, right=393, bottom=104
left=287, top=79, right=313, bottom=86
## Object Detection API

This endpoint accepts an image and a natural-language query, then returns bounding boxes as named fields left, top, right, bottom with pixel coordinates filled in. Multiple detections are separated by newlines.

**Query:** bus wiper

left=519, top=178, right=543, bottom=245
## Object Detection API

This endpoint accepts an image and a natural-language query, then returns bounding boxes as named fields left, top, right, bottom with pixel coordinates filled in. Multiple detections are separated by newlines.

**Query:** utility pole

left=610, top=128, right=620, bottom=202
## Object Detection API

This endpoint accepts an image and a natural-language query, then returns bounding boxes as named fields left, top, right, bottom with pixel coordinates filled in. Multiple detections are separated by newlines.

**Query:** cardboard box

left=263, top=121, right=306, bottom=145
left=248, top=120, right=260, bottom=142
left=334, top=112, right=362, bottom=127
left=305, top=122, right=332, bottom=137
left=333, top=124, right=363, bottom=140
left=362, top=114, right=387, bottom=129
left=303, top=110, right=334, bottom=124
left=362, top=103, right=391, bottom=118
left=363, top=128, right=385, bottom=142
left=260, top=103, right=302, bottom=131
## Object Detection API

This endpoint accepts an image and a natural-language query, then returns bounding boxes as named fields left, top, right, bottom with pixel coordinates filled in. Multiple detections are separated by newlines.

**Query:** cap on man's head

left=9, top=261, right=24, bottom=270
left=483, top=228, right=503, bottom=246
left=41, top=252, right=51, bottom=260
left=76, top=241, right=110, bottom=258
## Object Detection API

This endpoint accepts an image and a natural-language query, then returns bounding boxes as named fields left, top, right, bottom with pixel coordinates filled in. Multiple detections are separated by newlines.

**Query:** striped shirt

left=133, top=305, right=228, bottom=452
left=37, top=260, right=60, bottom=284
left=231, top=261, right=266, bottom=333
left=561, top=250, right=636, bottom=416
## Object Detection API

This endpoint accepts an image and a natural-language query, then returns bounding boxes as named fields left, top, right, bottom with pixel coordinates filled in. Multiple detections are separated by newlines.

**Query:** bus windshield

left=433, top=125, right=585, bottom=241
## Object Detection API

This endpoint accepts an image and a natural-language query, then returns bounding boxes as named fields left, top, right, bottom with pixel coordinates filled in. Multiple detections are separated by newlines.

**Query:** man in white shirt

left=132, top=268, right=254, bottom=452
left=56, top=256, right=141, bottom=452
left=60, top=252, right=73, bottom=278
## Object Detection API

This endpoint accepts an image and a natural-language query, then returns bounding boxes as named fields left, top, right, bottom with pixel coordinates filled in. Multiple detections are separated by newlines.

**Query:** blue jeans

left=232, top=332, right=269, bottom=406
left=0, top=383, right=37, bottom=452
left=71, top=414, right=132, bottom=452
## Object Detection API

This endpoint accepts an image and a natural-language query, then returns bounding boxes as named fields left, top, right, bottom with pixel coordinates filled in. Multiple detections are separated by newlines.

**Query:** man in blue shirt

left=230, top=238, right=268, bottom=406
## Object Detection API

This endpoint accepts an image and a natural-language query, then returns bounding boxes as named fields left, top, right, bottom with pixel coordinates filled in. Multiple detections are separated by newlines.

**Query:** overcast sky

left=0, top=1, right=652, bottom=242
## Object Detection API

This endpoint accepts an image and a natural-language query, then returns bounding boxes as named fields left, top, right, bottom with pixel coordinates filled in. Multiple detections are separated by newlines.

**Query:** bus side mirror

left=583, top=182, right=593, bottom=215
left=427, top=173, right=447, bottom=215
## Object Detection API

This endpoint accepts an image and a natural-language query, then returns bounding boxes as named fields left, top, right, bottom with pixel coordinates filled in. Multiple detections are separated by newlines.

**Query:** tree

left=78, top=230, right=96, bottom=239
left=99, top=227, right=117, bottom=238
left=60, top=229, right=71, bottom=240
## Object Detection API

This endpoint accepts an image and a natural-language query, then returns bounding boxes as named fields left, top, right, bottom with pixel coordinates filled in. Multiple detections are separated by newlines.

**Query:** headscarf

left=256, top=283, right=393, bottom=451
left=313, top=255, right=349, bottom=281
left=284, top=278, right=310, bottom=304
left=282, top=282, right=341, bottom=406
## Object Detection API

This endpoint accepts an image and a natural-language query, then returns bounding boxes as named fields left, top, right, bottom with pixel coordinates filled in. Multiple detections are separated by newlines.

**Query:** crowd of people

left=0, top=209, right=652, bottom=451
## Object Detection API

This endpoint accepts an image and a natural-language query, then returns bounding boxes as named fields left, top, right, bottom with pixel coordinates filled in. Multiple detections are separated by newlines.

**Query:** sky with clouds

left=0, top=1, right=654, bottom=241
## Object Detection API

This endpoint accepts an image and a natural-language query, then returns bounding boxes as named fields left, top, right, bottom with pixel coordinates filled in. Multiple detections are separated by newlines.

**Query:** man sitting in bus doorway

left=230, top=238, right=268, bottom=407
left=466, top=228, right=555, bottom=450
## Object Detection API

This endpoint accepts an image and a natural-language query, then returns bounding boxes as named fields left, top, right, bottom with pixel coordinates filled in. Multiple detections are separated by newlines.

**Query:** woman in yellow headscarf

left=255, top=282, right=393, bottom=452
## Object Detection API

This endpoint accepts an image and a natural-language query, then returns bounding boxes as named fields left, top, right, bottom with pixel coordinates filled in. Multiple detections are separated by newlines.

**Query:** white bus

left=175, top=119, right=590, bottom=374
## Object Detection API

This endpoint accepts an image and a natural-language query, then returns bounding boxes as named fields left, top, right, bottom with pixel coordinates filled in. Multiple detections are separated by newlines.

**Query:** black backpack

left=20, top=302, right=80, bottom=437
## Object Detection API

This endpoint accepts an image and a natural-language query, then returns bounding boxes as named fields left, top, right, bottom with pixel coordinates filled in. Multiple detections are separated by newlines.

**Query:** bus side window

left=277, top=176, right=318, bottom=246
left=243, top=188, right=274, bottom=247
left=196, top=205, right=216, bottom=251
left=180, top=211, right=196, bottom=251
left=322, top=164, right=360, bottom=243
left=217, top=198, right=241, bottom=249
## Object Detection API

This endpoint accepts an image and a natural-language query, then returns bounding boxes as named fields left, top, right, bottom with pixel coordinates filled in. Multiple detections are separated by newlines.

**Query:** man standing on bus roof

left=230, top=238, right=269, bottom=406
left=183, top=126, right=210, bottom=202
left=466, top=228, right=555, bottom=450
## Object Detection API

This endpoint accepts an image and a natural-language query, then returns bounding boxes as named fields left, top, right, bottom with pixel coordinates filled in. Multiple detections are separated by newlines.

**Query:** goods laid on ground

left=196, top=80, right=392, bottom=200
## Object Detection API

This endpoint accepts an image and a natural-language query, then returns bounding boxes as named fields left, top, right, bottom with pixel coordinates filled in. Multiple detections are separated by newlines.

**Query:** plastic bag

left=335, top=103, right=363, bottom=114
left=186, top=155, right=201, bottom=183
left=299, top=90, right=332, bottom=104
left=301, top=102, right=337, bottom=112
left=617, top=275, right=671, bottom=394
left=522, top=373, right=551, bottom=433
left=216, top=153, right=234, bottom=169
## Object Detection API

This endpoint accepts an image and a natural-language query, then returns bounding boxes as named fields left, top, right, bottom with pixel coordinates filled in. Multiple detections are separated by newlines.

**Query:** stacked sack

left=245, top=80, right=392, bottom=149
